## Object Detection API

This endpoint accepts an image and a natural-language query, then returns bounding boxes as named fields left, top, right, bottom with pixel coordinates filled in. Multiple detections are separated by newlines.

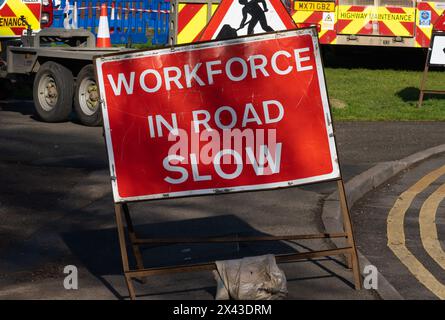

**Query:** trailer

left=3, top=28, right=128, bottom=126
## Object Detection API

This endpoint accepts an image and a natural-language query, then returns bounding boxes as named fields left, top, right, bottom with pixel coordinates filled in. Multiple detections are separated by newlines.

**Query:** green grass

left=326, top=68, right=445, bottom=121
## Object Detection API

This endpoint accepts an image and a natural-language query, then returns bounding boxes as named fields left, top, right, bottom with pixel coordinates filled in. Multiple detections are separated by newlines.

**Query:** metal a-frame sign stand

left=418, top=31, right=445, bottom=107
left=96, top=30, right=362, bottom=300
left=113, top=179, right=361, bottom=300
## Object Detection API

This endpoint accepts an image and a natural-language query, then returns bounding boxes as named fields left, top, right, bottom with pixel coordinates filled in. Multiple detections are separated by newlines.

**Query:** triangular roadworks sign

left=199, top=0, right=296, bottom=41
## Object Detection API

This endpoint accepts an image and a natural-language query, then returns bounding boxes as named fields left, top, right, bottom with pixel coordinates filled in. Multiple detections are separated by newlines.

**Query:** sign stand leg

left=115, top=203, right=137, bottom=299
left=418, top=58, right=429, bottom=108
left=112, top=179, right=363, bottom=299
left=418, top=34, right=445, bottom=107
left=122, top=203, right=146, bottom=283
left=337, top=180, right=362, bottom=289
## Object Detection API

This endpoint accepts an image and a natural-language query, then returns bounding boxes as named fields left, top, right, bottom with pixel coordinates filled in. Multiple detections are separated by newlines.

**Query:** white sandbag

left=213, top=254, right=287, bottom=300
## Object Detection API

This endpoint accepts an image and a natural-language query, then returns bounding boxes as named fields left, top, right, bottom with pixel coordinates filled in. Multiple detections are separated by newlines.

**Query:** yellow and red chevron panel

left=377, top=6, right=415, bottom=37
left=415, top=2, right=445, bottom=48
left=176, top=2, right=218, bottom=44
left=337, top=5, right=374, bottom=35
left=292, top=1, right=337, bottom=44
left=0, top=0, right=41, bottom=38
left=337, top=5, right=415, bottom=37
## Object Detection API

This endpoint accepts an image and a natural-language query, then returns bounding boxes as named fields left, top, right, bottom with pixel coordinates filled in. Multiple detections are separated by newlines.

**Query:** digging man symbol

left=239, top=0, right=274, bottom=34
left=214, top=0, right=277, bottom=40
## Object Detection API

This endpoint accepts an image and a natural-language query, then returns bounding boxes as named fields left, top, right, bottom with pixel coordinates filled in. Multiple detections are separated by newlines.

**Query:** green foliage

left=326, top=68, right=445, bottom=121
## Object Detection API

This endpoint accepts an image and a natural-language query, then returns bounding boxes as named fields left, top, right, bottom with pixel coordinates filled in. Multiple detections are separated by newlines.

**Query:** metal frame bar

left=125, top=247, right=354, bottom=278
left=418, top=63, right=445, bottom=107
left=113, top=178, right=362, bottom=300
left=418, top=35, right=445, bottom=107
left=132, top=232, right=348, bottom=244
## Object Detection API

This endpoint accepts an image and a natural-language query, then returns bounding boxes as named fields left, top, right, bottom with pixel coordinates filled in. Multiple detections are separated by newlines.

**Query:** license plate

left=294, top=1, right=335, bottom=12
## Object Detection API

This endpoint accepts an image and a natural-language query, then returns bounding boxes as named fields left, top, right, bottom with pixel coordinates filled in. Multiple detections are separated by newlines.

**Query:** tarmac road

left=1, top=99, right=445, bottom=299
left=352, top=153, right=445, bottom=300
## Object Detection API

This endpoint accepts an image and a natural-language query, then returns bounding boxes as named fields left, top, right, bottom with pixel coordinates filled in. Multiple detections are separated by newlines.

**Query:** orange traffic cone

left=96, top=3, right=111, bottom=48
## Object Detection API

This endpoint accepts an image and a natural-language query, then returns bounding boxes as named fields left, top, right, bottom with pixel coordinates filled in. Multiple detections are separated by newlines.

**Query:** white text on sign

left=96, top=30, right=339, bottom=202
left=106, top=47, right=314, bottom=96
left=146, top=99, right=284, bottom=184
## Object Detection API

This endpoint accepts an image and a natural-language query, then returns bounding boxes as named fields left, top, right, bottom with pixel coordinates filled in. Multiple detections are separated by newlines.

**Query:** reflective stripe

left=337, top=6, right=374, bottom=35
left=0, top=0, right=41, bottom=37
left=176, top=3, right=218, bottom=44
left=97, top=15, right=110, bottom=37
left=292, top=9, right=337, bottom=44
left=415, top=2, right=445, bottom=48
left=337, top=5, right=415, bottom=37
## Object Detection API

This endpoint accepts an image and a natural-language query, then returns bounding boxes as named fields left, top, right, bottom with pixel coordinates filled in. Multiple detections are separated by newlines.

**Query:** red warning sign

left=199, top=0, right=297, bottom=41
left=95, top=29, right=339, bottom=202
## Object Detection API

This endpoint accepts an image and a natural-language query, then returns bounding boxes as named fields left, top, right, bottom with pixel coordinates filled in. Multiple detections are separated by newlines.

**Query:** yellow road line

left=387, top=164, right=445, bottom=300
left=419, top=182, right=445, bottom=271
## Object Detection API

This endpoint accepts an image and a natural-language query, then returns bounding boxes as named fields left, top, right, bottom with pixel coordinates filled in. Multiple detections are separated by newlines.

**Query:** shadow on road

left=0, top=100, right=36, bottom=116
left=0, top=100, right=88, bottom=125
left=61, top=215, right=352, bottom=299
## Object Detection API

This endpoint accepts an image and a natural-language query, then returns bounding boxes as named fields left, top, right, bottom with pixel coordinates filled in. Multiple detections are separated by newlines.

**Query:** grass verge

left=326, top=67, right=445, bottom=121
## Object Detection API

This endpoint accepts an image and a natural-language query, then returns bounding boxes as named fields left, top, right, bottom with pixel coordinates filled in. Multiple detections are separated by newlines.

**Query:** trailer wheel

left=74, top=65, right=102, bottom=126
left=33, top=62, right=74, bottom=122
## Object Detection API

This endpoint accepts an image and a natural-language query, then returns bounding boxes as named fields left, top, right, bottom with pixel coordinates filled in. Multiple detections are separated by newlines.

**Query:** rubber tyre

left=33, top=61, right=74, bottom=122
left=74, top=65, right=102, bottom=126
